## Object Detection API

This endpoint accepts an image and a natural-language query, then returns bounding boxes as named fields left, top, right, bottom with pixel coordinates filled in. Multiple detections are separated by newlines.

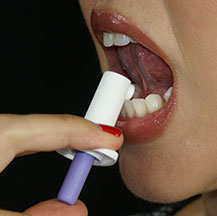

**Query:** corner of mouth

left=91, top=8, right=177, bottom=144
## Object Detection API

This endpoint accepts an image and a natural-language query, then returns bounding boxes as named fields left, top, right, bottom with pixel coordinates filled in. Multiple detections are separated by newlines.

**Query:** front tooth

left=132, top=84, right=141, bottom=98
left=103, top=32, right=114, bottom=47
left=164, top=87, right=173, bottom=102
left=120, top=106, right=127, bottom=118
left=123, top=100, right=135, bottom=118
left=130, top=37, right=137, bottom=43
left=114, top=33, right=130, bottom=46
left=145, top=94, right=163, bottom=113
left=132, top=99, right=148, bottom=117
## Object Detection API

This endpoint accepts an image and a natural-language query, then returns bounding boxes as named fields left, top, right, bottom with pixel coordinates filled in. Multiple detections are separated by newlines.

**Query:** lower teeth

left=164, top=87, right=173, bottom=102
left=120, top=85, right=173, bottom=119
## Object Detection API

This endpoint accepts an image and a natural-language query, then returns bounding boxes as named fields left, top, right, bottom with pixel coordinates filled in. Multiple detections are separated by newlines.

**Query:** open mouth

left=91, top=9, right=176, bottom=144
left=103, top=34, right=173, bottom=118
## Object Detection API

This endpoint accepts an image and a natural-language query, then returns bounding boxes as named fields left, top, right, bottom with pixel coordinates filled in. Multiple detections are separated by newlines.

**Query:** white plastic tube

left=58, top=71, right=135, bottom=166
left=57, top=71, right=135, bottom=205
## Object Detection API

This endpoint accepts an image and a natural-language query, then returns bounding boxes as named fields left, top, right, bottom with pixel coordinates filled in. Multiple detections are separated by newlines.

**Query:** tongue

left=117, top=44, right=173, bottom=97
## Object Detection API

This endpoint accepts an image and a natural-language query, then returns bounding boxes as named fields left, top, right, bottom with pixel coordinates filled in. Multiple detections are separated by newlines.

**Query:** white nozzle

left=57, top=71, right=134, bottom=166
left=85, top=71, right=134, bottom=126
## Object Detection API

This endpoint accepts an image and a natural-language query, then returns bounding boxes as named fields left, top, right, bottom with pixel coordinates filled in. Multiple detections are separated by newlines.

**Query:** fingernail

left=98, top=124, right=122, bottom=137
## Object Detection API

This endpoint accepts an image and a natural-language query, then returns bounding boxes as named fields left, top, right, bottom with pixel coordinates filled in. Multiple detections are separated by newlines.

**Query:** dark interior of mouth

left=106, top=43, right=173, bottom=100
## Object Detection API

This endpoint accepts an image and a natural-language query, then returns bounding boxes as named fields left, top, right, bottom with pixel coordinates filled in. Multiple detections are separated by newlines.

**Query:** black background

left=2, top=0, right=158, bottom=215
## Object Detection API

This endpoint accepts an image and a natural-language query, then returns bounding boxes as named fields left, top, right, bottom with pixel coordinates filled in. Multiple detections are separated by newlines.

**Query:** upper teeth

left=103, top=32, right=137, bottom=47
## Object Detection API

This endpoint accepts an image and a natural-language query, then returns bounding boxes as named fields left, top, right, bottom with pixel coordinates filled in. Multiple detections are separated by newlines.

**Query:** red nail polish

left=99, top=124, right=122, bottom=137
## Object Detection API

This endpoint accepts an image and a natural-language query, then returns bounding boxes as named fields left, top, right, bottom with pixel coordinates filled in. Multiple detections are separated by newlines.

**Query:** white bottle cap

left=57, top=71, right=135, bottom=166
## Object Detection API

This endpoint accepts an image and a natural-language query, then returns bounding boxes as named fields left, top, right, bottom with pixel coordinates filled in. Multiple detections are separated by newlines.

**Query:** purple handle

left=58, top=151, right=95, bottom=205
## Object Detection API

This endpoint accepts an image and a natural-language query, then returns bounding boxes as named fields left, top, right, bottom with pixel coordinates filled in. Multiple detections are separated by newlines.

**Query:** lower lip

left=116, top=85, right=177, bottom=144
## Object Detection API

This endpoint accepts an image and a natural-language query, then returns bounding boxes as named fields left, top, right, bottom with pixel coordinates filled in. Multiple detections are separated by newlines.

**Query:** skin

left=79, top=0, right=217, bottom=215
left=0, top=114, right=123, bottom=215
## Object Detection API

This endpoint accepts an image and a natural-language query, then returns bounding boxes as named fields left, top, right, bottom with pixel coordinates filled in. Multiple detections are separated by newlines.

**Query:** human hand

left=0, top=114, right=123, bottom=215
left=1, top=199, right=87, bottom=216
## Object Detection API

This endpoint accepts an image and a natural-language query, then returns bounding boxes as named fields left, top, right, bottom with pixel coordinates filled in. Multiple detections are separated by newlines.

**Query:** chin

left=118, top=144, right=202, bottom=204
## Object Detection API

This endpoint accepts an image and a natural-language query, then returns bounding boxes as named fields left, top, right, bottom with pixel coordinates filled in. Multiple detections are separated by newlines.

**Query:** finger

left=24, top=199, right=88, bottom=216
left=7, top=114, right=123, bottom=152
left=0, top=209, right=30, bottom=216
left=0, top=114, right=123, bottom=172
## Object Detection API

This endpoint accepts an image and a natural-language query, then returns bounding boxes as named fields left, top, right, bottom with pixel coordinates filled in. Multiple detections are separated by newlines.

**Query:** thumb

left=24, top=199, right=88, bottom=216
